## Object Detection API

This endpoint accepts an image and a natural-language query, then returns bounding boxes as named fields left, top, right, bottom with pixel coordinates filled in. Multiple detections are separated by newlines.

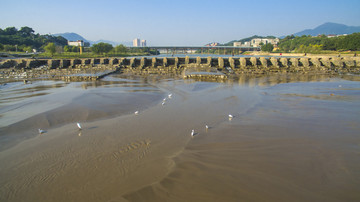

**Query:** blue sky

left=1, top=0, right=360, bottom=45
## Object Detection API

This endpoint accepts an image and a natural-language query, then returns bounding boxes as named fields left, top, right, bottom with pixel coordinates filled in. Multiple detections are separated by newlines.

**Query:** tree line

left=275, top=33, right=360, bottom=53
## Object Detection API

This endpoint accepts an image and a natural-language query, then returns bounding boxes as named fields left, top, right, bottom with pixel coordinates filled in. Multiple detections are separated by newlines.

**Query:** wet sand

left=0, top=73, right=360, bottom=201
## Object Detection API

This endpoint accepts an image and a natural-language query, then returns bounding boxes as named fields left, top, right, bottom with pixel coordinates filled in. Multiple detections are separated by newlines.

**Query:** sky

left=1, top=0, right=360, bottom=46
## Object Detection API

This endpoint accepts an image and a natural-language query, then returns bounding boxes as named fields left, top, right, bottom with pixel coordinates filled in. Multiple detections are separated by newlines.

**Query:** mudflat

left=0, top=73, right=359, bottom=202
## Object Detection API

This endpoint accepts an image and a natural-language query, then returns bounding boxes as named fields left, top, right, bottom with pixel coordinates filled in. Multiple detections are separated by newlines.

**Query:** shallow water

left=0, top=73, right=360, bottom=201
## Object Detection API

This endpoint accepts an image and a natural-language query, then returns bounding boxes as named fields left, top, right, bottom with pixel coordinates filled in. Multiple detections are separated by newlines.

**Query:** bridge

left=132, top=46, right=260, bottom=55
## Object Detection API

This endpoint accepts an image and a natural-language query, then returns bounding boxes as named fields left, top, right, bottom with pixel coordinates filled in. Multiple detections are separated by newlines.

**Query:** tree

left=261, top=43, right=274, bottom=52
left=71, top=46, right=79, bottom=52
left=4, top=45, right=15, bottom=51
left=84, top=42, right=90, bottom=47
left=19, top=26, right=34, bottom=37
left=24, top=46, right=33, bottom=53
left=114, top=44, right=127, bottom=53
left=91, top=42, right=113, bottom=54
left=44, top=42, right=56, bottom=56
left=3, top=27, right=18, bottom=35
left=64, top=45, right=71, bottom=52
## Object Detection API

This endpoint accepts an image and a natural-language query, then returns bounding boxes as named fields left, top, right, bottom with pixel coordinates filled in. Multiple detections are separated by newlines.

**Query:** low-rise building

left=68, top=40, right=84, bottom=47
left=233, top=42, right=241, bottom=47
left=234, top=38, right=279, bottom=47
left=250, top=38, right=279, bottom=47
left=205, top=42, right=219, bottom=47
left=233, top=41, right=251, bottom=47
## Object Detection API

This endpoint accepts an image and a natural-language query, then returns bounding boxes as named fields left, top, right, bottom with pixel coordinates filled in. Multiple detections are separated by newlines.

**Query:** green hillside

left=0, top=26, right=67, bottom=52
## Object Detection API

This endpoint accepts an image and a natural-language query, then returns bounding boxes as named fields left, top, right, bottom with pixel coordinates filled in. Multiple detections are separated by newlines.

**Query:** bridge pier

left=152, top=58, right=157, bottom=67
left=174, top=57, right=179, bottom=67
left=163, top=57, right=168, bottom=67
left=259, top=57, right=268, bottom=68
left=218, top=57, right=224, bottom=69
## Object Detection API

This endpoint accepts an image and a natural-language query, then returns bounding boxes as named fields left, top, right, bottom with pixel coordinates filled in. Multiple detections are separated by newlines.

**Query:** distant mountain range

left=53, top=32, right=132, bottom=46
left=292, top=22, right=360, bottom=36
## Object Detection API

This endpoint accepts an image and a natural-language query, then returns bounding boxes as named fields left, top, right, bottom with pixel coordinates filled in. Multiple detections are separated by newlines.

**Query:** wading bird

left=77, top=122, right=82, bottom=130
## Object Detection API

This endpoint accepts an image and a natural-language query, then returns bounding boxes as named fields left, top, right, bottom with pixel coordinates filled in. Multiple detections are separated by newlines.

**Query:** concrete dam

left=1, top=56, right=359, bottom=81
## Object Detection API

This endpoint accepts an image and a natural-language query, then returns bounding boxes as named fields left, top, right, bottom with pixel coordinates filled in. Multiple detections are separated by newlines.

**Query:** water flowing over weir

left=1, top=56, right=360, bottom=81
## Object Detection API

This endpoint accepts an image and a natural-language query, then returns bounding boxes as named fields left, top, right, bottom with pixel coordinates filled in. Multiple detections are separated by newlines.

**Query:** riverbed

left=0, top=73, right=359, bottom=201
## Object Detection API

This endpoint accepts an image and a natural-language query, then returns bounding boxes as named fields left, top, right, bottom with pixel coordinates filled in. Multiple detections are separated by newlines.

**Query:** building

left=233, top=42, right=241, bottom=47
left=250, top=38, right=279, bottom=47
left=205, top=42, right=219, bottom=47
left=141, top=39, right=147, bottom=47
left=133, top=38, right=140, bottom=47
left=234, top=38, right=279, bottom=47
left=68, top=40, right=84, bottom=47
left=233, top=41, right=251, bottom=47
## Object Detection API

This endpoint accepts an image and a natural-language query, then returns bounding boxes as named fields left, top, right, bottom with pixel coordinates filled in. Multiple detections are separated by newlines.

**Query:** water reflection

left=1, top=74, right=359, bottom=105
left=185, top=73, right=360, bottom=87
left=77, top=73, right=182, bottom=90
left=0, top=81, right=67, bottom=105
left=0, top=92, right=49, bottom=104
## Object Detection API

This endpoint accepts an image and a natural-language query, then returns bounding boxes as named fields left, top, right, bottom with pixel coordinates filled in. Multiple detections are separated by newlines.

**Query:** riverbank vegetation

left=277, top=33, right=360, bottom=53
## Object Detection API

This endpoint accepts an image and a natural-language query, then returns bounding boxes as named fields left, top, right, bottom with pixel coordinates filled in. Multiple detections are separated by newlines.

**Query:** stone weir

left=0, top=56, right=359, bottom=81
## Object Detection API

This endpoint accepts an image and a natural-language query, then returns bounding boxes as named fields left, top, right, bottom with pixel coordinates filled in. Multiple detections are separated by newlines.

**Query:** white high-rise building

left=133, top=38, right=140, bottom=47
left=141, top=40, right=146, bottom=47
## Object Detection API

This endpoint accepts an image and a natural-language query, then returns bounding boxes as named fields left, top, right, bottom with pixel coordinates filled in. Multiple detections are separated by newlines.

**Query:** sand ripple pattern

left=0, top=138, right=152, bottom=202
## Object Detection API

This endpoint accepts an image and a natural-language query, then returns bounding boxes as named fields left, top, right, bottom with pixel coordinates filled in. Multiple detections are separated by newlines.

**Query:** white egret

left=77, top=122, right=82, bottom=130
left=191, top=129, right=195, bottom=137
left=168, top=93, right=172, bottom=98
left=135, top=111, right=139, bottom=115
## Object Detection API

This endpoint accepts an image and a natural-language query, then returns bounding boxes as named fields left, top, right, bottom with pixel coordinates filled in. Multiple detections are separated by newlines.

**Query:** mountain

left=53, top=32, right=89, bottom=42
left=53, top=32, right=132, bottom=46
left=293, top=22, right=360, bottom=36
